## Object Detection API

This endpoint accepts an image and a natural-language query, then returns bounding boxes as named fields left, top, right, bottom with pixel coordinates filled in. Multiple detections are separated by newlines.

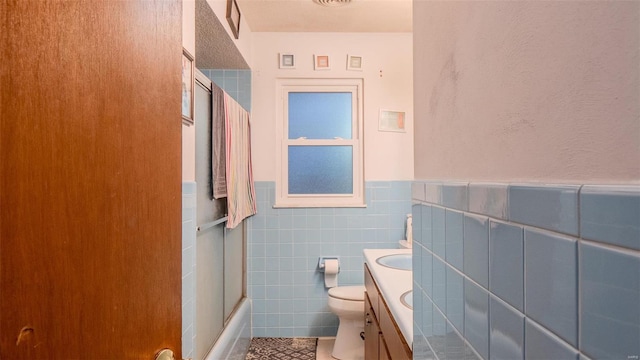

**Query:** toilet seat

left=328, top=285, right=365, bottom=301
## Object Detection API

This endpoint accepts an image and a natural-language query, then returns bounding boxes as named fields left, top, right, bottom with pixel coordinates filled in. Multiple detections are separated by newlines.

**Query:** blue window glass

left=288, top=92, right=352, bottom=139
left=288, top=146, right=353, bottom=194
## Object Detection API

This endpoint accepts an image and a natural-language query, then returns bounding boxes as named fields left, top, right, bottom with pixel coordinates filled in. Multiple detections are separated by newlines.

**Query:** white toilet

left=328, top=285, right=366, bottom=360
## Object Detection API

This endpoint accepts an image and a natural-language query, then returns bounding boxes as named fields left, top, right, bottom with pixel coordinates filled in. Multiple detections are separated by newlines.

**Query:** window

left=276, top=78, right=364, bottom=207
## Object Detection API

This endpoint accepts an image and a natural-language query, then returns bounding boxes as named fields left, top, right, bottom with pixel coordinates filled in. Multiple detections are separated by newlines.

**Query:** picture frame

left=313, top=55, right=331, bottom=70
left=378, top=109, right=406, bottom=132
left=279, top=53, right=295, bottom=69
left=181, top=48, right=194, bottom=126
left=226, top=0, right=241, bottom=40
left=347, top=55, right=363, bottom=71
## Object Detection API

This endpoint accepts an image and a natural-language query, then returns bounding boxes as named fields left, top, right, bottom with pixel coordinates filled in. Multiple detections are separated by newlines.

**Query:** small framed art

left=347, top=55, right=363, bottom=71
left=226, top=0, right=241, bottom=39
left=279, top=53, right=295, bottom=69
left=313, top=55, right=330, bottom=70
left=181, top=48, right=194, bottom=126
left=379, top=109, right=406, bottom=132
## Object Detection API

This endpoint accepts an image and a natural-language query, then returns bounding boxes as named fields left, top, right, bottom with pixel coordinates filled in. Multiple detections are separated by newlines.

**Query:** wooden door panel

left=1, top=1, right=182, bottom=358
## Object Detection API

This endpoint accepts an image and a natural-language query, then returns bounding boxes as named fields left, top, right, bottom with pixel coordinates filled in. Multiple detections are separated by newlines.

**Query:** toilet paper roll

left=324, top=259, right=339, bottom=288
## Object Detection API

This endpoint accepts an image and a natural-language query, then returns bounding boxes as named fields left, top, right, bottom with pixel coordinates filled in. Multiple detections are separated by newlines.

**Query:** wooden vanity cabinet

left=364, top=263, right=412, bottom=360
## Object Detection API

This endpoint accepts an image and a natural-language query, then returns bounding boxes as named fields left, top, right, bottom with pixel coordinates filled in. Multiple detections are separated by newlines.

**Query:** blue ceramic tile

left=413, top=242, right=423, bottom=287
left=413, top=333, right=437, bottom=359
left=468, top=183, right=508, bottom=220
left=580, top=242, right=640, bottom=359
left=490, top=296, right=524, bottom=360
left=430, top=306, right=447, bottom=359
left=412, top=181, right=426, bottom=201
left=464, top=214, right=489, bottom=288
left=421, top=204, right=433, bottom=250
left=442, top=182, right=469, bottom=211
left=421, top=247, right=433, bottom=298
left=445, top=322, right=466, bottom=360
left=464, top=279, right=489, bottom=360
left=446, top=265, right=464, bottom=332
left=422, top=292, right=434, bottom=338
left=525, top=319, right=578, bottom=360
left=413, top=202, right=422, bottom=242
left=524, top=229, right=578, bottom=346
left=489, top=220, right=524, bottom=311
left=425, top=182, right=442, bottom=205
left=432, top=207, right=446, bottom=258
left=580, top=185, right=640, bottom=251
left=433, top=256, right=446, bottom=312
left=509, top=184, right=579, bottom=236
left=446, top=210, right=464, bottom=271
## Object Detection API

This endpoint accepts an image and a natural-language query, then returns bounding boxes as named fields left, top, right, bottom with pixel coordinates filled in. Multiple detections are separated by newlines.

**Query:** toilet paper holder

left=318, top=256, right=340, bottom=272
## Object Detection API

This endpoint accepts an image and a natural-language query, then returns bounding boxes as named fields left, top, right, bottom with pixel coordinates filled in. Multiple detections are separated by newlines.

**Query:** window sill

left=273, top=203, right=367, bottom=209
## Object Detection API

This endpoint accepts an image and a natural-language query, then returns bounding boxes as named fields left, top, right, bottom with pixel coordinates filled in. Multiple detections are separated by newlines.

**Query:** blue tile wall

left=524, top=229, right=578, bottom=346
left=580, top=185, right=640, bottom=251
left=412, top=181, right=640, bottom=360
left=580, top=241, right=640, bottom=359
left=490, top=295, right=524, bottom=360
left=525, top=319, right=579, bottom=360
left=201, top=69, right=251, bottom=111
left=247, top=181, right=411, bottom=337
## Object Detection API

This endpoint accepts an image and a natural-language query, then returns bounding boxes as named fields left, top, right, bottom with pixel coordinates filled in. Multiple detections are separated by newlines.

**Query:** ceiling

left=235, top=0, right=412, bottom=33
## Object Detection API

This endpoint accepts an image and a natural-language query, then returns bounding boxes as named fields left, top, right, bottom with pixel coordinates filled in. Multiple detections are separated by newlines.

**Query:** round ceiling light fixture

left=313, top=0, right=351, bottom=7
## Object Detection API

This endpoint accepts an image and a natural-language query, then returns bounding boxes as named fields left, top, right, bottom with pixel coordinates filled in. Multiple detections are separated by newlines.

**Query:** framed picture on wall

left=347, top=55, right=363, bottom=71
left=181, top=48, right=194, bottom=126
left=314, top=55, right=330, bottom=70
left=226, top=0, right=241, bottom=39
left=279, top=53, right=295, bottom=69
left=379, top=109, right=406, bottom=132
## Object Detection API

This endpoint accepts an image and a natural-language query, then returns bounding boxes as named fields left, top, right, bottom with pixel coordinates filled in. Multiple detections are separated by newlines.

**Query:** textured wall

left=413, top=1, right=640, bottom=183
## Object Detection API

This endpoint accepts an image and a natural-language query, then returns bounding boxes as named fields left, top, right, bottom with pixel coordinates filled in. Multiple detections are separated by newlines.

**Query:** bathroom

left=181, top=0, right=639, bottom=360
left=1, top=0, right=635, bottom=359
left=181, top=2, right=640, bottom=359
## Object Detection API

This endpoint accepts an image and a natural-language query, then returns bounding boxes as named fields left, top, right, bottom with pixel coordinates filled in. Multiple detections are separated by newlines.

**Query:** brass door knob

left=155, top=349, right=175, bottom=360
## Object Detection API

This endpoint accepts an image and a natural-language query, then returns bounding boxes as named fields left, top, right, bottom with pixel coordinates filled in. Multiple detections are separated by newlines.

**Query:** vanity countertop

left=363, top=248, right=413, bottom=348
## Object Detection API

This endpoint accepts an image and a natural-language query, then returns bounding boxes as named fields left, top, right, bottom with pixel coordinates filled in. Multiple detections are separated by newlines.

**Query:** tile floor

left=316, top=337, right=336, bottom=360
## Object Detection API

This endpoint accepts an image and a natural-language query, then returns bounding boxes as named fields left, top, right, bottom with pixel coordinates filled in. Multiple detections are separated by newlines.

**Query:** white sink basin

left=375, top=253, right=412, bottom=271
left=400, top=290, right=413, bottom=309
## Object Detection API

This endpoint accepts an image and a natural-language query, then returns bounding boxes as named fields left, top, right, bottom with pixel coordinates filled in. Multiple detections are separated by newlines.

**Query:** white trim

left=275, top=78, right=364, bottom=208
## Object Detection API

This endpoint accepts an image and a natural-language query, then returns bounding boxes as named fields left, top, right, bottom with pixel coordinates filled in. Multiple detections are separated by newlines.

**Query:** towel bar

left=197, top=216, right=228, bottom=232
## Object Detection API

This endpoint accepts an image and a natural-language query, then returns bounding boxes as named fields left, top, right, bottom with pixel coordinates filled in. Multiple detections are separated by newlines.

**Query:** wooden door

left=0, top=1, right=183, bottom=359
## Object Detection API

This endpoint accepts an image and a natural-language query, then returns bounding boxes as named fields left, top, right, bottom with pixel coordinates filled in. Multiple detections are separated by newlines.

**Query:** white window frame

left=275, top=78, right=364, bottom=208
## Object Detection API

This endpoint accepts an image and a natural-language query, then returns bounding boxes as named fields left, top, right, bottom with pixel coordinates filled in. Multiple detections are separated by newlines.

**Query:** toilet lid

left=328, top=285, right=365, bottom=301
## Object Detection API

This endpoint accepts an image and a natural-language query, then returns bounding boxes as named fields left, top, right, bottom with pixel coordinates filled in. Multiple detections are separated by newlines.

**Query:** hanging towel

left=212, top=83, right=227, bottom=199
left=224, top=93, right=257, bottom=229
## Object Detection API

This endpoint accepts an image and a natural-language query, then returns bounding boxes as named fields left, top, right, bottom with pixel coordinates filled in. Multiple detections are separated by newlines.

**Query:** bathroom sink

left=400, top=290, right=413, bottom=310
left=375, top=254, right=412, bottom=271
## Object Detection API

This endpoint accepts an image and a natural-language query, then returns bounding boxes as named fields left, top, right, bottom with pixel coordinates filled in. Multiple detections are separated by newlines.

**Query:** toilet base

left=331, top=317, right=365, bottom=360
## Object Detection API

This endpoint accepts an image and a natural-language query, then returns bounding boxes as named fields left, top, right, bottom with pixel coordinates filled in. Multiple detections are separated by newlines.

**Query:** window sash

left=275, top=78, right=364, bottom=208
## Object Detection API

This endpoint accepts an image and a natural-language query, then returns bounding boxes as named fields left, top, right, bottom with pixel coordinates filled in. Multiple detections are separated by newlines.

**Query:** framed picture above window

left=346, top=55, right=363, bottom=71
left=275, top=78, right=364, bottom=208
left=313, top=55, right=331, bottom=70
left=279, top=53, right=295, bottom=69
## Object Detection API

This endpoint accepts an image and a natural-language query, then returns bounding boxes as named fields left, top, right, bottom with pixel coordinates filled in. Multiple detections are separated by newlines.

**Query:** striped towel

left=224, top=93, right=257, bottom=229
left=212, top=83, right=227, bottom=199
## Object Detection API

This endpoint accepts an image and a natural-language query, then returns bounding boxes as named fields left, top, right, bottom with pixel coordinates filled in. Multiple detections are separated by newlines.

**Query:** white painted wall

left=413, top=1, right=640, bottom=184
left=251, top=32, right=414, bottom=181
